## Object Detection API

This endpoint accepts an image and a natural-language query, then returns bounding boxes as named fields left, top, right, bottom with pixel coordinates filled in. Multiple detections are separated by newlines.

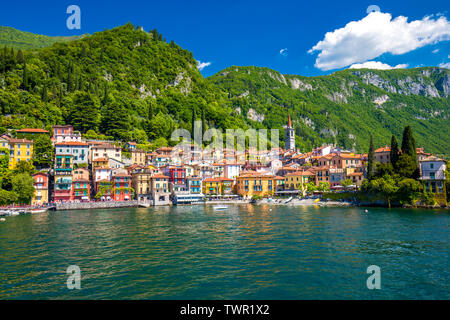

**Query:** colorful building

left=236, top=173, right=274, bottom=198
left=187, top=176, right=203, bottom=194
left=130, top=149, right=146, bottom=165
left=203, top=177, right=234, bottom=195
left=112, top=173, right=132, bottom=201
left=52, top=125, right=82, bottom=143
left=72, top=168, right=91, bottom=201
left=284, top=170, right=315, bottom=190
left=419, top=156, right=447, bottom=205
left=53, top=154, right=73, bottom=202
left=5, top=137, right=33, bottom=169
left=55, top=141, right=89, bottom=166
left=16, top=128, right=49, bottom=139
left=32, top=172, right=49, bottom=205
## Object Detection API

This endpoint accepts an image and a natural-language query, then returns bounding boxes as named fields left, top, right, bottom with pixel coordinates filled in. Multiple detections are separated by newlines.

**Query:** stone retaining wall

left=55, top=201, right=140, bottom=211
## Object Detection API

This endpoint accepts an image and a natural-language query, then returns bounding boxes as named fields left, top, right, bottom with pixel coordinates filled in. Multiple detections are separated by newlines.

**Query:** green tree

left=33, top=134, right=54, bottom=168
left=67, top=92, right=101, bottom=133
left=306, top=181, right=317, bottom=194
left=397, top=178, right=423, bottom=204
left=0, top=189, right=18, bottom=205
left=340, top=179, right=353, bottom=190
left=317, top=182, right=330, bottom=192
left=14, top=160, right=35, bottom=175
left=401, top=126, right=417, bottom=161
left=374, top=162, right=394, bottom=178
left=396, top=154, right=417, bottom=179
left=369, top=175, right=399, bottom=208
left=390, top=135, right=400, bottom=170
left=16, top=49, right=24, bottom=64
left=101, top=101, right=130, bottom=140
left=12, top=173, right=34, bottom=204
left=367, top=135, right=375, bottom=180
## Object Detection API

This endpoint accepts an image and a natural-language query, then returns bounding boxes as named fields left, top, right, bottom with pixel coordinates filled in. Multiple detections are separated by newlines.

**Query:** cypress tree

left=22, top=62, right=28, bottom=90
left=191, top=107, right=196, bottom=135
left=401, top=126, right=417, bottom=163
left=201, top=106, right=207, bottom=136
left=41, top=83, right=48, bottom=102
left=390, top=135, right=400, bottom=170
left=16, top=49, right=24, bottom=64
left=367, top=135, right=375, bottom=180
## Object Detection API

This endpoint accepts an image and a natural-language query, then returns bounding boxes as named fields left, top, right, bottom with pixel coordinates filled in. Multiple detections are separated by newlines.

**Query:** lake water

left=0, top=204, right=449, bottom=300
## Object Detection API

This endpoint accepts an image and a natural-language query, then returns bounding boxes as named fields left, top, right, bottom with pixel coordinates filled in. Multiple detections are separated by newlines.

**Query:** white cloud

left=280, top=48, right=288, bottom=56
left=432, top=48, right=440, bottom=53
left=196, top=60, right=211, bottom=71
left=439, top=62, right=450, bottom=69
left=309, top=11, right=450, bottom=70
left=349, top=61, right=408, bottom=70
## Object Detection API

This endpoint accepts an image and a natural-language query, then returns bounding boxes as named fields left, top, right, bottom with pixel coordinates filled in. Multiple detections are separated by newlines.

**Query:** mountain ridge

left=0, top=24, right=448, bottom=155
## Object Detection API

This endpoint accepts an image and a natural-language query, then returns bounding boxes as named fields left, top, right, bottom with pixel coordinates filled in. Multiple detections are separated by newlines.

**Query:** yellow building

left=284, top=170, right=315, bottom=190
left=7, top=138, right=34, bottom=169
left=236, top=173, right=274, bottom=198
left=32, top=172, right=49, bottom=205
left=130, top=149, right=146, bottom=165
left=203, top=177, right=234, bottom=195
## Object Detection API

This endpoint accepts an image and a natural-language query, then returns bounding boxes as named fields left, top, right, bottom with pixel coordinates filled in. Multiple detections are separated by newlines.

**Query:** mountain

left=0, top=26, right=86, bottom=50
left=0, top=24, right=246, bottom=145
left=0, top=24, right=448, bottom=155
left=208, top=66, right=449, bottom=155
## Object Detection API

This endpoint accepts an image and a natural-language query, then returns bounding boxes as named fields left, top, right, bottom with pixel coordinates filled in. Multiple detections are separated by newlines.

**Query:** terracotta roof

left=17, top=128, right=49, bottom=133
left=94, top=158, right=109, bottom=162
left=6, top=138, right=33, bottom=144
left=286, top=170, right=315, bottom=177
left=338, top=153, right=362, bottom=159
left=420, top=155, right=445, bottom=162
left=347, top=172, right=364, bottom=176
left=375, top=146, right=390, bottom=153
left=152, top=174, right=169, bottom=179
left=55, top=141, right=88, bottom=146
left=204, top=177, right=234, bottom=182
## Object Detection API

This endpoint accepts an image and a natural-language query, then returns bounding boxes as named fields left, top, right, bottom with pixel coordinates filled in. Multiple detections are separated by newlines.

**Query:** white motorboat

left=29, top=208, right=48, bottom=214
left=213, top=206, right=228, bottom=211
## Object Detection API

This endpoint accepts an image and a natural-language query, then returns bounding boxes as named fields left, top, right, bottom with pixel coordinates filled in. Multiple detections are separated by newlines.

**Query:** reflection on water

left=0, top=205, right=449, bottom=300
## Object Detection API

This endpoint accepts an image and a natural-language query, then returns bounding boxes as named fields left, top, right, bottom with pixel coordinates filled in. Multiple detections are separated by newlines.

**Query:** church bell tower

left=285, top=114, right=295, bottom=151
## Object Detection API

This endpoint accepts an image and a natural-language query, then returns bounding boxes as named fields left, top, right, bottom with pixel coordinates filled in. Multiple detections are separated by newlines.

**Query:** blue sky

left=1, top=0, right=448, bottom=77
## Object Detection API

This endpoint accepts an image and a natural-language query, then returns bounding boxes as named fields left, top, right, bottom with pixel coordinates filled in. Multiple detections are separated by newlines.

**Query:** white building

left=52, top=125, right=82, bottom=143
left=54, top=142, right=89, bottom=165
left=223, top=163, right=241, bottom=180
left=90, top=143, right=122, bottom=162
left=419, top=156, right=446, bottom=194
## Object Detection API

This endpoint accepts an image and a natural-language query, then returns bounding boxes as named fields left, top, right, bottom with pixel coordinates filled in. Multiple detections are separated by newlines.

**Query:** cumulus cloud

left=349, top=61, right=408, bottom=70
left=280, top=48, right=288, bottom=57
left=196, top=60, right=211, bottom=71
left=309, top=11, right=450, bottom=70
left=439, top=62, right=450, bottom=69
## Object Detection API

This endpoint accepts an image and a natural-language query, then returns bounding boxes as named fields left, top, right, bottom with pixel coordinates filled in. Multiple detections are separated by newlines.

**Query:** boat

left=284, top=197, right=293, bottom=204
left=213, top=206, right=228, bottom=211
left=29, top=208, right=48, bottom=214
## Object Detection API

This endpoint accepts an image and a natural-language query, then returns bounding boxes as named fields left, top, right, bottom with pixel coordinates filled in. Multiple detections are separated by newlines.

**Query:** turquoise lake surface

left=0, top=204, right=449, bottom=299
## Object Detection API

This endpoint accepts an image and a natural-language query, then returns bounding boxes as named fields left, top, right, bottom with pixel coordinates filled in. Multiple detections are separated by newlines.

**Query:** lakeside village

left=0, top=116, right=448, bottom=214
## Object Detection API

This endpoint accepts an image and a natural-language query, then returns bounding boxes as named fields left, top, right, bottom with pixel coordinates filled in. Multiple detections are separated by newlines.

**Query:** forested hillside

left=0, top=23, right=448, bottom=154
left=208, top=66, right=449, bottom=154
left=0, top=26, right=85, bottom=50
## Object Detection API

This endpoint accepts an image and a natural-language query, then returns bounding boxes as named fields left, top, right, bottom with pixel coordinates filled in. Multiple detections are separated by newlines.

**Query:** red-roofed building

left=112, top=173, right=132, bottom=201
left=374, top=146, right=391, bottom=164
